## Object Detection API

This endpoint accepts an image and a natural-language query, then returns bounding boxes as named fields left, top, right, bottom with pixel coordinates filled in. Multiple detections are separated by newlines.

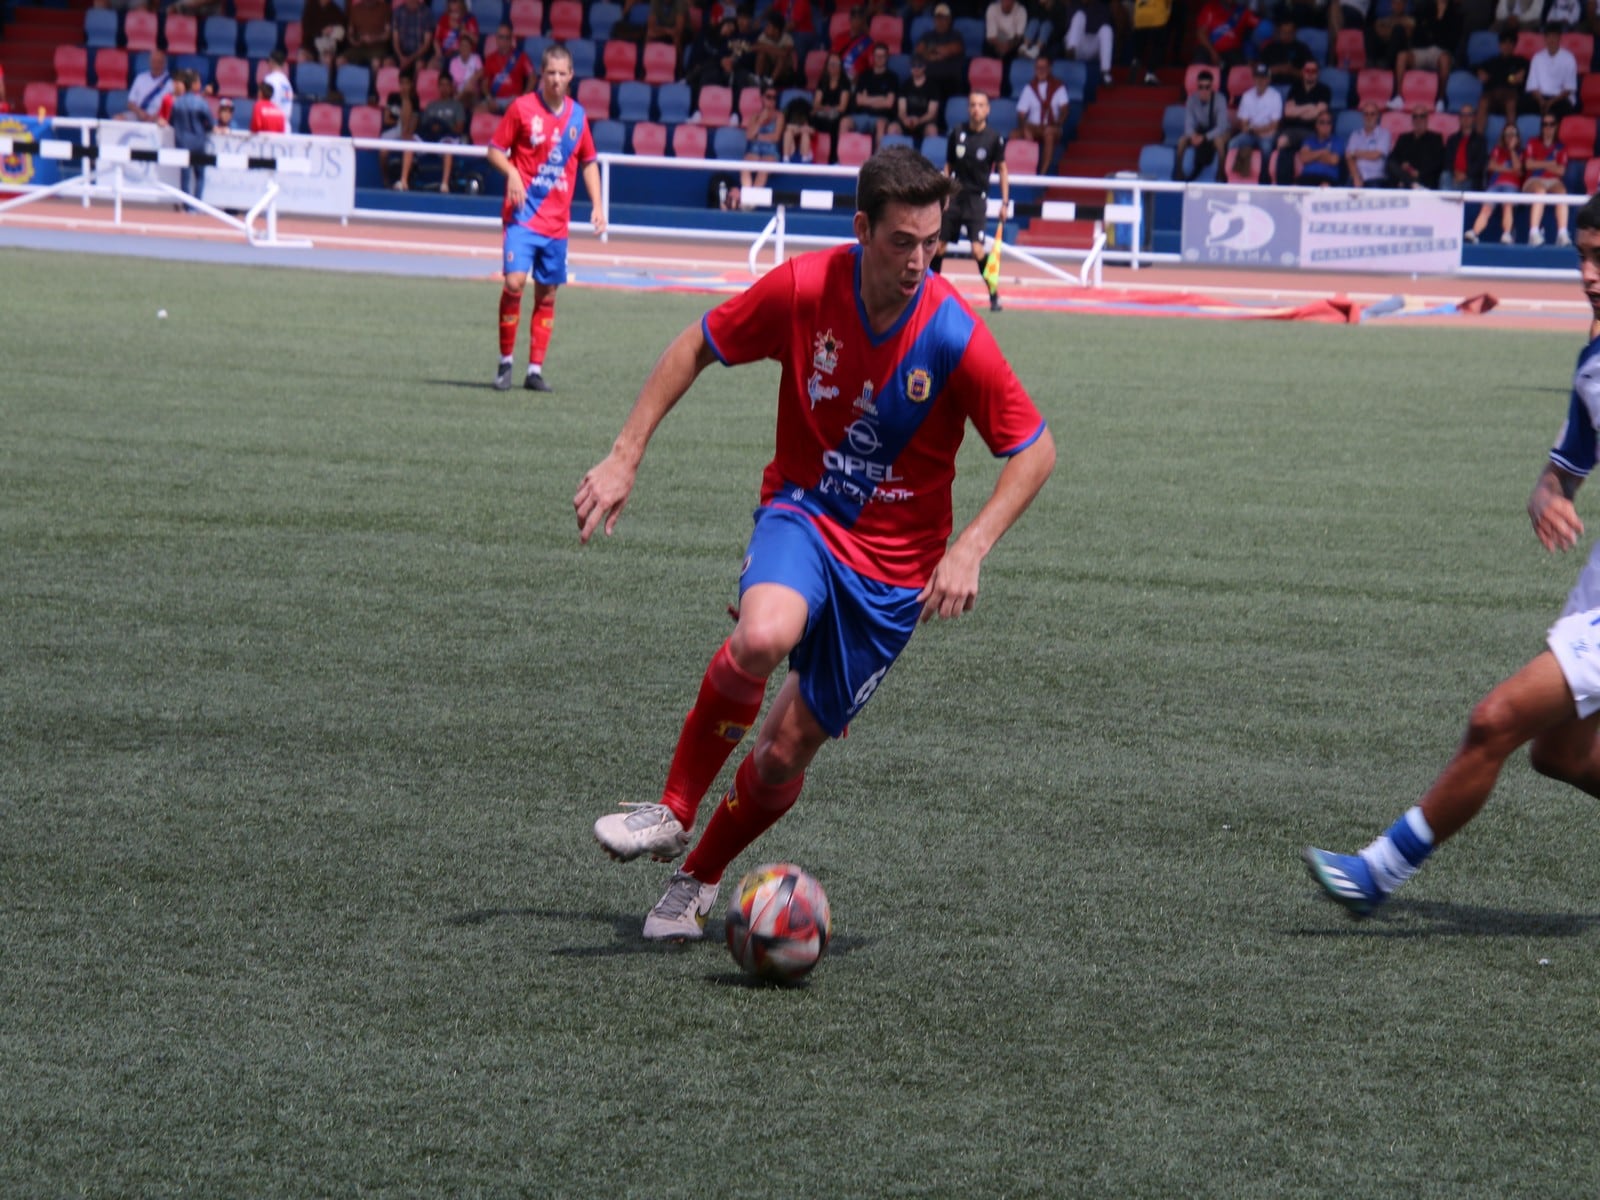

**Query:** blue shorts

left=502, top=225, right=568, bottom=286
left=740, top=505, right=923, bottom=738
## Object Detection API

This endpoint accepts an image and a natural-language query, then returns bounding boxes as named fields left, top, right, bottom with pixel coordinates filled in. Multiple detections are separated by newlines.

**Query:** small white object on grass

left=157, top=309, right=168, bottom=319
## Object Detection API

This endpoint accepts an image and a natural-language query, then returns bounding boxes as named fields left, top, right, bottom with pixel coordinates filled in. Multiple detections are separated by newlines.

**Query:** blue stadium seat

left=1136, top=142, right=1174, bottom=179
left=1445, top=70, right=1482, bottom=111
left=1008, top=56, right=1033, bottom=99
left=1161, top=103, right=1185, bottom=145
left=203, top=15, right=239, bottom=56
left=944, top=94, right=968, bottom=131
left=656, top=80, right=691, bottom=124
left=471, top=0, right=504, bottom=30
left=879, top=132, right=914, bottom=151
left=1300, top=27, right=1328, bottom=64
left=336, top=63, right=371, bottom=102
left=271, top=0, right=305, bottom=23
left=1321, top=66, right=1350, bottom=109
left=243, top=19, right=279, bottom=59
left=1334, top=108, right=1363, bottom=139
left=84, top=8, right=119, bottom=49
left=711, top=126, right=747, bottom=158
left=588, top=1, right=623, bottom=39
left=61, top=86, right=101, bottom=119
left=615, top=80, right=652, bottom=122
left=130, top=51, right=151, bottom=77
left=174, top=53, right=211, bottom=86
left=920, top=133, right=946, bottom=166
left=953, top=16, right=983, bottom=57
left=590, top=118, right=626, bottom=153
left=102, top=87, right=129, bottom=118
left=295, top=61, right=330, bottom=100
left=987, top=96, right=1017, bottom=137
left=522, top=36, right=550, bottom=65
left=1053, top=59, right=1088, bottom=102
left=1466, top=28, right=1499, bottom=65
left=565, top=37, right=596, bottom=78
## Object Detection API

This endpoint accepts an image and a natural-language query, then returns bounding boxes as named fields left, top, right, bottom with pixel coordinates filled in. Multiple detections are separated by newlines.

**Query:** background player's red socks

left=498, top=287, right=521, bottom=358
left=661, top=639, right=765, bottom=826
left=681, top=753, right=804, bottom=885
left=529, top=290, right=556, bottom=366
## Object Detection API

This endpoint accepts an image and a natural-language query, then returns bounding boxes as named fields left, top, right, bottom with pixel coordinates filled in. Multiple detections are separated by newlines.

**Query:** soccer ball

left=725, top=863, right=831, bottom=983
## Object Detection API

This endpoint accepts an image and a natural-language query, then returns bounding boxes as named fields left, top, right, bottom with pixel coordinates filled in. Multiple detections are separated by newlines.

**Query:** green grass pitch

left=5, top=245, right=1600, bottom=1196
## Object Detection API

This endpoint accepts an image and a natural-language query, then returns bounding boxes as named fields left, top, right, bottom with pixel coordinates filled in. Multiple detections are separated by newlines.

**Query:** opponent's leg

left=525, top=281, right=557, bottom=392
left=495, top=268, right=525, bottom=390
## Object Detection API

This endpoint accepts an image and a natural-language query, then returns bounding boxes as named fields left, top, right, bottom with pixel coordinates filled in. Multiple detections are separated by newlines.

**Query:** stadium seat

left=347, top=103, right=383, bottom=137
left=836, top=130, right=874, bottom=165
left=827, top=10, right=853, bottom=42
left=591, top=118, right=626, bottom=153
left=232, top=0, right=267, bottom=20
left=1334, top=28, right=1365, bottom=69
left=282, top=20, right=303, bottom=58
left=1560, top=114, right=1598, bottom=159
left=336, top=63, right=371, bottom=103
left=919, top=133, right=945, bottom=166
left=1137, top=142, right=1175, bottom=179
left=61, top=86, right=101, bottom=119
left=869, top=13, right=903, bottom=53
left=243, top=19, right=279, bottom=59
left=988, top=97, right=1017, bottom=137
left=656, top=80, right=691, bottom=123
left=416, top=69, right=441, bottom=104
left=954, top=16, right=984, bottom=57
left=804, top=47, right=827, bottom=88
left=94, top=49, right=129, bottom=91
left=1355, top=67, right=1393, bottom=107
left=577, top=77, right=612, bottom=117
left=1516, top=30, right=1542, bottom=59
left=696, top=84, right=733, bottom=125
left=84, top=8, right=119, bottom=50
left=375, top=65, right=402, bottom=103
left=1004, top=137, right=1040, bottom=174
left=23, top=81, right=58, bottom=116
left=1445, top=70, right=1481, bottom=112
left=547, top=0, right=582, bottom=40
left=307, top=101, right=343, bottom=135
left=711, top=125, right=747, bottom=158
left=672, top=122, right=707, bottom=157
left=1563, top=31, right=1594, bottom=67
left=123, top=9, right=158, bottom=51
left=54, top=45, right=89, bottom=89
left=1300, top=27, right=1328, bottom=64
left=203, top=16, right=239, bottom=56
left=615, top=80, right=652, bottom=122
left=163, top=14, right=198, bottom=54
left=1183, top=62, right=1214, bottom=97
left=1334, top=107, right=1363, bottom=139
left=472, top=0, right=504, bottom=32
left=273, top=0, right=306, bottom=22
left=470, top=108, right=499, bottom=143
left=564, top=38, right=596, bottom=77
left=630, top=120, right=667, bottom=155
left=968, top=55, right=1003, bottom=98
left=175, top=54, right=210, bottom=86
left=908, top=14, right=934, bottom=47
left=295, top=61, right=329, bottom=100
left=588, top=1, right=623, bottom=40
left=1161, top=103, right=1185, bottom=144
left=642, top=41, right=678, bottom=85
left=1226, top=63, right=1253, bottom=101
left=210, top=55, right=249, bottom=99
left=103, top=86, right=128, bottom=115
left=1586, top=155, right=1600, bottom=193
left=510, top=0, right=543, bottom=37
left=1007, top=56, right=1034, bottom=99
left=879, top=132, right=914, bottom=151
left=736, top=84, right=763, bottom=122
left=944, top=94, right=968, bottom=130
left=1379, top=110, right=1409, bottom=140
left=1465, top=29, right=1499, bottom=65
left=603, top=40, right=639, bottom=81
left=1321, top=66, right=1350, bottom=109
left=1399, top=69, right=1437, bottom=110
left=1584, top=72, right=1600, bottom=115
left=1427, top=111, right=1459, bottom=137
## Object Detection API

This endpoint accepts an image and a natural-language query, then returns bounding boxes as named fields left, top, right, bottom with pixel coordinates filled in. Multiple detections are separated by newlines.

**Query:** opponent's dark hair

left=856, top=145, right=956, bottom=228
left=1577, top=191, right=1600, bottom=234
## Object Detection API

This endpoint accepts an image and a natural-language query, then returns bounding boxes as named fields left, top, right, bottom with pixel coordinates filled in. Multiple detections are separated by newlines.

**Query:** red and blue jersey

left=702, top=243, right=1047, bottom=589
left=491, top=90, right=595, bottom=236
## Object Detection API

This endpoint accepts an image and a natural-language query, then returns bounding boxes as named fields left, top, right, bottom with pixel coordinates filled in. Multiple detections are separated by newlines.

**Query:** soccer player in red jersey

left=486, top=44, right=605, bottom=393
left=250, top=83, right=288, bottom=134
left=575, top=146, right=1057, bottom=941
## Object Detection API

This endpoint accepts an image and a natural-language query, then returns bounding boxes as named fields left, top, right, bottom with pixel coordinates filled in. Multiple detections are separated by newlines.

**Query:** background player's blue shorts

left=502, top=225, right=569, bottom=286
left=740, top=504, right=923, bottom=738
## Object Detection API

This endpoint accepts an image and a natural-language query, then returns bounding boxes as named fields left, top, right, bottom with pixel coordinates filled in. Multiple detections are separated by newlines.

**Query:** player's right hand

left=1531, top=493, right=1584, bottom=552
left=574, top=456, right=635, bottom=544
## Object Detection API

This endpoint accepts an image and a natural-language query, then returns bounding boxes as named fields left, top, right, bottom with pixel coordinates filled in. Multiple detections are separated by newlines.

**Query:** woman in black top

left=811, top=52, right=852, bottom=164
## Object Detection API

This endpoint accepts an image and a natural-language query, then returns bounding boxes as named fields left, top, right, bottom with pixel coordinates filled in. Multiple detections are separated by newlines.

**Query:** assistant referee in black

left=936, top=90, right=1009, bottom=314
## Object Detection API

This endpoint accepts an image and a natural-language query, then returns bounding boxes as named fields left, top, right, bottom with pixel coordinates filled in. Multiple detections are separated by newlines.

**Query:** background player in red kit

left=486, top=44, right=605, bottom=393
left=574, top=146, right=1057, bottom=941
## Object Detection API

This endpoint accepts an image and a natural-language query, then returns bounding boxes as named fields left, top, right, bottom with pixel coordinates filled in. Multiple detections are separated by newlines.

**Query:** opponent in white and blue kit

left=1305, top=191, right=1600, bottom=918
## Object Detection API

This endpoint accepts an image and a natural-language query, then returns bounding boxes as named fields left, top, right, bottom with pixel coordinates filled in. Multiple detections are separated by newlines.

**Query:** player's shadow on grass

left=446, top=906, right=869, bottom=961
left=1294, top=898, right=1600, bottom=938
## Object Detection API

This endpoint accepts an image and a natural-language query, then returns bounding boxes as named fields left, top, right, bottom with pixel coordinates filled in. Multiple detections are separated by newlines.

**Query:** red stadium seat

left=547, top=0, right=582, bottom=40
left=94, top=49, right=129, bottom=90
left=1515, top=30, right=1542, bottom=59
left=1334, top=28, right=1365, bottom=69
left=215, top=56, right=252, bottom=99
left=375, top=65, right=402, bottom=103
left=576, top=77, right=611, bottom=117
left=968, top=55, right=1003, bottom=97
left=470, top=108, right=499, bottom=143
left=869, top=13, right=903, bottom=53
left=1399, top=69, right=1437, bottom=109
left=1428, top=111, right=1459, bottom=137
left=737, top=84, right=763, bottom=122
left=630, top=119, right=667, bottom=155
left=1582, top=72, right=1600, bottom=115
left=124, top=9, right=159, bottom=52
left=1225, top=63, right=1253, bottom=100
left=804, top=47, right=827, bottom=88
left=510, top=0, right=544, bottom=37
left=1184, top=62, right=1219, bottom=96
left=1379, top=110, right=1409, bottom=140
left=347, top=103, right=384, bottom=137
left=1004, top=136, right=1040, bottom=174
left=1560, top=113, right=1597, bottom=159
left=54, top=45, right=89, bottom=88
left=1355, top=67, right=1393, bottom=107
left=828, top=10, right=853, bottom=42
left=603, top=39, right=638, bottom=81
left=163, top=13, right=198, bottom=54
left=306, top=101, right=343, bottom=136
left=642, top=41, right=677, bottom=85
left=695, top=83, right=732, bottom=124
left=1563, top=31, right=1594, bottom=66
left=233, top=0, right=268, bottom=19
left=415, top=68, right=441, bottom=105
left=282, top=20, right=303, bottom=58
left=811, top=130, right=831, bottom=164
left=22, top=81, right=58, bottom=116
left=836, top=130, right=873, bottom=165
left=1586, top=155, right=1600, bottom=193
left=672, top=122, right=707, bottom=156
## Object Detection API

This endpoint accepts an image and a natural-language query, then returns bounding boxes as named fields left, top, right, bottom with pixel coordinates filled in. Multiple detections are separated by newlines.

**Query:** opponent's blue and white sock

left=1359, top=806, right=1435, bottom=896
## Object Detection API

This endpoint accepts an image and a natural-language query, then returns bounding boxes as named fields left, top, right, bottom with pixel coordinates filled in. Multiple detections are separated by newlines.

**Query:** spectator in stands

left=393, top=0, right=435, bottom=75
left=1345, top=101, right=1392, bottom=186
left=1225, top=143, right=1262, bottom=181
left=448, top=30, right=485, bottom=107
left=156, top=70, right=182, bottom=125
left=1387, top=103, right=1446, bottom=186
left=1176, top=67, right=1230, bottom=179
left=834, top=6, right=877, bottom=78
left=401, top=70, right=467, bottom=191
left=1194, top=0, right=1259, bottom=69
left=812, top=52, right=854, bottom=161
left=741, top=85, right=786, bottom=188
left=264, top=50, right=297, bottom=131
left=1394, top=0, right=1461, bottom=98
left=986, top=0, right=1031, bottom=75
left=1476, top=28, right=1528, bottom=133
left=686, top=13, right=738, bottom=106
left=781, top=95, right=816, bottom=160
left=754, top=11, right=801, bottom=87
left=726, top=4, right=763, bottom=87
left=916, top=3, right=970, bottom=100
left=620, top=0, right=691, bottom=56
left=1015, top=53, right=1070, bottom=171
left=251, top=80, right=289, bottom=132
left=853, top=42, right=901, bottom=145
left=433, top=0, right=480, bottom=65
left=379, top=77, right=420, bottom=185
left=1526, top=23, right=1580, bottom=119
left=1371, top=0, right=1414, bottom=71
left=1130, top=0, right=1173, bottom=84
left=216, top=95, right=237, bottom=131
left=1442, top=101, right=1487, bottom=187
left=345, top=0, right=393, bottom=70
left=897, top=56, right=942, bottom=139
left=1276, top=0, right=1332, bottom=38
left=1065, top=0, right=1116, bottom=87
left=1259, top=18, right=1313, bottom=85
left=1294, top=110, right=1344, bottom=183
left=1494, top=0, right=1541, bottom=31
left=768, top=0, right=818, bottom=56
left=482, top=25, right=533, bottom=113
left=1274, top=58, right=1331, bottom=181
left=1524, top=112, right=1573, bottom=245
left=1229, top=63, right=1281, bottom=180
left=1465, top=120, right=1525, bottom=241
left=122, top=49, right=173, bottom=122
left=168, top=68, right=215, bottom=200
left=302, top=0, right=349, bottom=69
left=1329, top=0, right=1372, bottom=45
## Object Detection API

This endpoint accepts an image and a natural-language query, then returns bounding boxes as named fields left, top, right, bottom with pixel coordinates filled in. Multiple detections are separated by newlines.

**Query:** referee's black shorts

left=940, top=190, right=988, bottom=247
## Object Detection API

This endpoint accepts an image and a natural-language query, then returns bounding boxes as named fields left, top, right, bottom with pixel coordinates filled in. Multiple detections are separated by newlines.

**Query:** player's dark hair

left=1577, top=191, right=1600, bottom=233
left=541, top=43, right=573, bottom=71
left=856, top=145, right=957, bottom=228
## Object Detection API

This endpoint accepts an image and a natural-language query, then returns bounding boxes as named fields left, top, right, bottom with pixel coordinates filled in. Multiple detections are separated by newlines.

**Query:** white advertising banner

left=1297, top=190, right=1463, bottom=273
left=202, top=132, right=356, bottom=217
left=95, top=120, right=181, bottom=190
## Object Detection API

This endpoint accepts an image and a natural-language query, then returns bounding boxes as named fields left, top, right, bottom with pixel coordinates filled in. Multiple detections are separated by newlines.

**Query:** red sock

left=660, top=639, right=765, bottom=826
left=498, top=287, right=521, bottom=358
left=528, top=289, right=556, bottom=367
left=681, top=753, right=804, bottom=885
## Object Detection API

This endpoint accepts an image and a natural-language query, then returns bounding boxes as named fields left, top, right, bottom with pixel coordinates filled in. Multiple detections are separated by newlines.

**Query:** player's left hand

left=574, top=453, right=636, bottom=544
left=591, top=211, right=607, bottom=237
left=917, top=544, right=981, bottom=622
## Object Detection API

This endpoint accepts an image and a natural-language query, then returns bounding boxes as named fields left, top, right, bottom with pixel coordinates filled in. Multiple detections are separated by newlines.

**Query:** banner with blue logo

left=0, top=115, right=62, bottom=188
left=1180, top=187, right=1304, bottom=268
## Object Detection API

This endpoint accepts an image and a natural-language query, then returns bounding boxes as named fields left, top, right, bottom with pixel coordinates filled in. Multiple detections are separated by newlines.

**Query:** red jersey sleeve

left=490, top=101, right=523, bottom=154
left=947, top=316, right=1047, bottom=458
left=701, top=261, right=797, bottom=367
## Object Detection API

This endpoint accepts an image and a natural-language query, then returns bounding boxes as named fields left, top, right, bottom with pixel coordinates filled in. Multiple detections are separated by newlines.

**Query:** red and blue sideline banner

left=0, top=115, right=62, bottom=187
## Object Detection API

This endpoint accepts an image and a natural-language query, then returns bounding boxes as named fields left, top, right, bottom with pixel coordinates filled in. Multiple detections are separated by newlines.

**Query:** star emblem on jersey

left=812, top=329, right=841, bottom=374
left=906, top=368, right=932, bottom=403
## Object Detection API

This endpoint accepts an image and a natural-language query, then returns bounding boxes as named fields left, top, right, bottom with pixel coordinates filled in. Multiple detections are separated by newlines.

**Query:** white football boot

left=642, top=870, right=721, bottom=941
left=593, top=802, right=689, bottom=862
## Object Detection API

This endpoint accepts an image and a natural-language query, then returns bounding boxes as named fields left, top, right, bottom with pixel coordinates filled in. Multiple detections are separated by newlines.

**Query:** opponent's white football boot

left=642, top=870, right=721, bottom=941
left=593, top=802, right=689, bottom=862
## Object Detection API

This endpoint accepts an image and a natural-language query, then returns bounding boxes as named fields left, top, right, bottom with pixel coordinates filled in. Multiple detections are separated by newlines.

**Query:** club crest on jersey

left=807, top=370, right=839, bottom=409
left=812, top=329, right=841, bottom=374
left=905, top=367, right=932, bottom=403
left=530, top=115, right=545, bottom=144
left=853, top=379, right=877, bottom=416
